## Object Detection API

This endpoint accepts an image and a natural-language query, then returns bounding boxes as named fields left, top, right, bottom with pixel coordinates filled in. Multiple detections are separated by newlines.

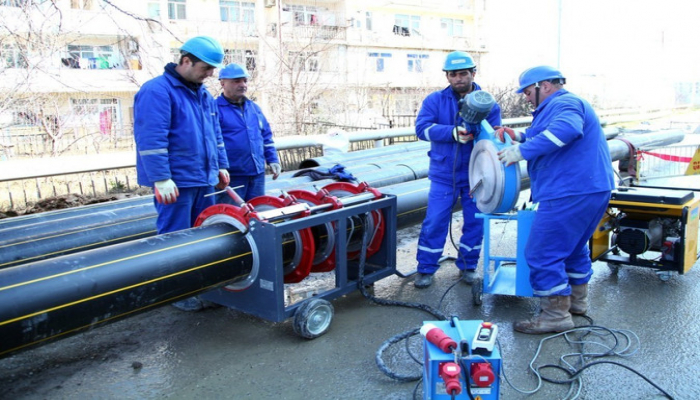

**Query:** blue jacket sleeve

left=134, top=83, right=172, bottom=183
left=415, top=93, right=455, bottom=143
left=520, top=101, right=583, bottom=160
left=211, top=95, right=229, bottom=169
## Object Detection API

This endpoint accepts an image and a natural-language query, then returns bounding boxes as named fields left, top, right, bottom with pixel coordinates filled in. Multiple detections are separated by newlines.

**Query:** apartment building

left=0, top=0, right=491, bottom=144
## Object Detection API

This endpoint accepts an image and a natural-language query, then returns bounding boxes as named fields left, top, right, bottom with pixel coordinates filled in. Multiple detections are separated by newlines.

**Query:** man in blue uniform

left=413, top=51, right=502, bottom=288
left=134, top=36, right=230, bottom=311
left=216, top=63, right=280, bottom=203
left=496, top=66, right=615, bottom=334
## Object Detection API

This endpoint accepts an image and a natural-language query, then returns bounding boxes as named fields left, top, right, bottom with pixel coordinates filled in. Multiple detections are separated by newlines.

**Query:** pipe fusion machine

left=196, top=181, right=395, bottom=338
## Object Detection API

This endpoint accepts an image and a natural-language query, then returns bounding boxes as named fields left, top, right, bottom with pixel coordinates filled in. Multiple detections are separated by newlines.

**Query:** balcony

left=268, top=24, right=347, bottom=42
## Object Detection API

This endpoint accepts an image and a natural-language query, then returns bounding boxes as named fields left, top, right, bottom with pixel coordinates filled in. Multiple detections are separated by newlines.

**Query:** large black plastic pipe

left=0, top=130, right=685, bottom=271
left=298, top=141, right=428, bottom=168
left=0, top=158, right=429, bottom=269
left=0, top=203, right=157, bottom=269
left=0, top=223, right=253, bottom=358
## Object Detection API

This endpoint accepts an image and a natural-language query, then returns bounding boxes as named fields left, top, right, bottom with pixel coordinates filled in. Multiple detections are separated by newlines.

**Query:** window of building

left=365, top=11, right=372, bottom=31
left=2, top=44, right=28, bottom=68
left=220, top=1, right=254, bottom=24
left=70, top=98, right=121, bottom=135
left=168, top=0, right=186, bottom=20
left=66, top=44, right=117, bottom=69
left=289, top=51, right=319, bottom=72
left=147, top=1, right=160, bottom=18
left=369, top=52, right=391, bottom=72
left=224, top=49, right=257, bottom=72
left=290, top=5, right=319, bottom=26
left=440, top=18, right=464, bottom=37
left=393, top=14, right=420, bottom=36
left=407, top=54, right=428, bottom=73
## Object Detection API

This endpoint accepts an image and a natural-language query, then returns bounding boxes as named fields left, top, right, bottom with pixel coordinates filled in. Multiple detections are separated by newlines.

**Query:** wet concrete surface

left=1, top=194, right=699, bottom=400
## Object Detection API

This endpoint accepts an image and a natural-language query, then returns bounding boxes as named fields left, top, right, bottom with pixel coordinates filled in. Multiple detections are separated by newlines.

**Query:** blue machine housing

left=423, top=319, right=501, bottom=400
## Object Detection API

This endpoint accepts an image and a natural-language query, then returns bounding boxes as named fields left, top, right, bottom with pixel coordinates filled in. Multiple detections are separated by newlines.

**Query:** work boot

left=414, top=273, right=434, bottom=289
left=460, top=269, right=476, bottom=285
left=514, top=296, right=575, bottom=334
left=569, top=284, right=589, bottom=315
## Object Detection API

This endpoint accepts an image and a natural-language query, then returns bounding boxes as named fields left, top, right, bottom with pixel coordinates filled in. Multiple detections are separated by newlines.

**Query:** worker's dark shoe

left=514, top=296, right=575, bottom=334
left=414, top=273, right=434, bottom=289
left=172, top=296, right=218, bottom=312
left=460, top=269, right=476, bottom=285
left=569, top=284, right=589, bottom=315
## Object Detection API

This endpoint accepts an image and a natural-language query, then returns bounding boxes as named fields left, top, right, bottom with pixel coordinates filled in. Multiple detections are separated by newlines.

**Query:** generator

left=590, top=186, right=700, bottom=280
left=422, top=318, right=501, bottom=400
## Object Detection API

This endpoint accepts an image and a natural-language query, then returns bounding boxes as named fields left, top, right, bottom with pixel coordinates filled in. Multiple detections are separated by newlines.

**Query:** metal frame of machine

left=471, top=210, right=534, bottom=306
left=590, top=186, right=700, bottom=280
left=199, top=194, right=398, bottom=338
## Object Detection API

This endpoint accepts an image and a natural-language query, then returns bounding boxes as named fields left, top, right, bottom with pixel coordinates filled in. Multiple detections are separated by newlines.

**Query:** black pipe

left=0, top=223, right=252, bottom=358
left=298, top=141, right=427, bottom=169
left=0, top=196, right=149, bottom=236
left=0, top=157, right=429, bottom=270
left=0, top=130, right=684, bottom=271
left=0, top=203, right=157, bottom=269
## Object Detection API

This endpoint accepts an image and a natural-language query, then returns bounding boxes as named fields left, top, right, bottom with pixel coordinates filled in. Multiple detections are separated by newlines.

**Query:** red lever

left=439, top=362, right=462, bottom=395
left=420, top=323, right=457, bottom=353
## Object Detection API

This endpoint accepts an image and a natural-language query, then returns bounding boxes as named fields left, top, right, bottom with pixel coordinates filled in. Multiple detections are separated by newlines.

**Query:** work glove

left=216, top=169, right=230, bottom=190
left=269, top=163, right=282, bottom=180
left=154, top=179, right=179, bottom=205
left=493, top=126, right=523, bottom=143
left=498, top=144, right=524, bottom=166
left=452, top=126, right=473, bottom=144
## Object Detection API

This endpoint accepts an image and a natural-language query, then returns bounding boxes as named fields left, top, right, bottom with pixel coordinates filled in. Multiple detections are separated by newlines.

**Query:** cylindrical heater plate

left=469, top=140, right=521, bottom=213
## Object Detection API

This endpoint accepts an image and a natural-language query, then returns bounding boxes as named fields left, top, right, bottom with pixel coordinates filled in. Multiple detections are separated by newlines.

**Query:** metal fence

left=0, top=133, right=418, bottom=212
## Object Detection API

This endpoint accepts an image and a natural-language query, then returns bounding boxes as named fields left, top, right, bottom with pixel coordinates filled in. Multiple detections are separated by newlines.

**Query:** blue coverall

left=216, top=96, right=279, bottom=202
left=415, top=84, right=502, bottom=274
left=517, top=89, right=615, bottom=296
left=134, top=63, right=228, bottom=234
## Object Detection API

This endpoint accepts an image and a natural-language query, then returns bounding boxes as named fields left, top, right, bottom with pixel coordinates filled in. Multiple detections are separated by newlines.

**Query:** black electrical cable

left=537, top=361, right=674, bottom=399
left=374, top=327, right=422, bottom=382
left=458, top=358, right=476, bottom=400
left=354, top=211, right=449, bottom=386
left=356, top=212, right=448, bottom=321
left=500, top=320, right=676, bottom=399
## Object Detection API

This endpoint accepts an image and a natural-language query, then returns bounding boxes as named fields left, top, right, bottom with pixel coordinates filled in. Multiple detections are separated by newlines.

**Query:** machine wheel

left=472, top=278, right=483, bottom=306
left=293, top=298, right=334, bottom=339
left=656, top=270, right=673, bottom=282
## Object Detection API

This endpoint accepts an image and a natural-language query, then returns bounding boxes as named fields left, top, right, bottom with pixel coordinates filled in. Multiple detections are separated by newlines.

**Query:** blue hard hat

left=515, top=65, right=566, bottom=93
left=180, top=36, right=225, bottom=68
left=443, top=51, right=476, bottom=71
left=219, top=63, right=250, bottom=80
